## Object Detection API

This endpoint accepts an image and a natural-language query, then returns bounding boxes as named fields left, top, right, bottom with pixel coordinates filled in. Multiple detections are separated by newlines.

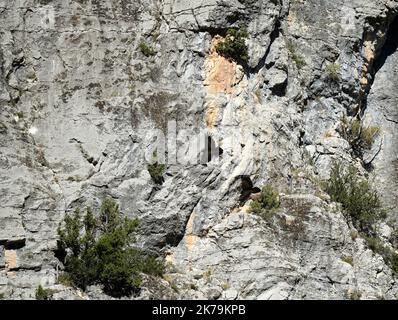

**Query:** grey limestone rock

left=0, top=0, right=398, bottom=300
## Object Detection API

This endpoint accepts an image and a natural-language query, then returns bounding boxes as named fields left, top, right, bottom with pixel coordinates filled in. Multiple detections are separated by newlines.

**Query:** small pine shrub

left=35, top=285, right=53, bottom=300
left=139, top=42, right=156, bottom=57
left=147, top=151, right=166, bottom=185
left=260, top=185, right=280, bottom=209
left=249, top=185, right=280, bottom=220
left=326, top=162, right=398, bottom=275
left=325, top=63, right=340, bottom=81
left=57, top=197, right=165, bottom=298
left=325, top=162, right=384, bottom=232
left=147, top=162, right=166, bottom=185
left=140, top=255, right=165, bottom=277
left=215, top=27, right=249, bottom=63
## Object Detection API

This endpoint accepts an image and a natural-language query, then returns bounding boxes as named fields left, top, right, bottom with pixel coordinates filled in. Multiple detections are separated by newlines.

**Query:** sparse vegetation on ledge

left=215, top=27, right=249, bottom=63
left=340, top=116, right=380, bottom=156
left=287, top=40, right=306, bottom=69
left=35, top=285, right=54, bottom=300
left=364, top=235, right=398, bottom=275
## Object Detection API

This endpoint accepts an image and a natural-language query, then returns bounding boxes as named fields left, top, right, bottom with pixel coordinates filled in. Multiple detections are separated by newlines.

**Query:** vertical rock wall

left=0, top=0, right=397, bottom=299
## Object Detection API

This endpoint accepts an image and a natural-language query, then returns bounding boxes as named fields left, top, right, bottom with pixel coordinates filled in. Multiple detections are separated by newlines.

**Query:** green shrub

left=340, top=116, right=380, bottom=156
left=325, top=63, right=340, bottom=81
left=57, top=273, right=73, bottom=287
left=139, top=42, right=156, bottom=57
left=35, top=285, right=53, bottom=300
left=147, top=151, right=166, bottom=185
left=249, top=185, right=280, bottom=220
left=325, top=162, right=384, bottom=232
left=364, top=235, right=385, bottom=253
left=325, top=162, right=398, bottom=275
left=140, top=255, right=165, bottom=277
left=260, top=185, right=280, bottom=209
left=57, top=197, right=165, bottom=297
left=287, top=40, right=306, bottom=69
left=215, top=27, right=249, bottom=63
left=0, top=293, right=4, bottom=299
left=364, top=235, right=398, bottom=275
left=249, top=199, right=263, bottom=215
left=147, top=162, right=166, bottom=185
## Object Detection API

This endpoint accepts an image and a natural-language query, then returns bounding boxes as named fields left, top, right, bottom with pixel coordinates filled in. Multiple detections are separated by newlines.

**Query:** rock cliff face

left=0, top=0, right=397, bottom=299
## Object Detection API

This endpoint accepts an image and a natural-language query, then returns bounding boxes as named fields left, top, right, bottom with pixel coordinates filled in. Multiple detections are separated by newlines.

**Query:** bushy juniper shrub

left=147, top=162, right=166, bottom=185
left=57, top=197, right=165, bottom=297
left=215, top=27, right=249, bottom=63
left=325, top=162, right=398, bottom=274
left=325, top=162, right=385, bottom=232
left=249, top=185, right=280, bottom=220
left=260, top=185, right=280, bottom=209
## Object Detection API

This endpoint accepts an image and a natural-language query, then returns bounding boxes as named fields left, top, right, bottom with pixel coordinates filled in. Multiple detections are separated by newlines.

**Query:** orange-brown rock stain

left=5, top=250, right=17, bottom=270
left=203, top=36, right=243, bottom=129
left=203, top=37, right=239, bottom=95
left=184, top=211, right=198, bottom=255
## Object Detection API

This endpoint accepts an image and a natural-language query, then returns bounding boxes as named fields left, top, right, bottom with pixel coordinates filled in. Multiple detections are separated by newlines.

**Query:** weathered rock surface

left=0, top=0, right=397, bottom=299
left=364, top=16, right=398, bottom=225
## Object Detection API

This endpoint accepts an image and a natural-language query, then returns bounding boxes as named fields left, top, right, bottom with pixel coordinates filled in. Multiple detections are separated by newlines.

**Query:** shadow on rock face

left=374, top=15, right=398, bottom=74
